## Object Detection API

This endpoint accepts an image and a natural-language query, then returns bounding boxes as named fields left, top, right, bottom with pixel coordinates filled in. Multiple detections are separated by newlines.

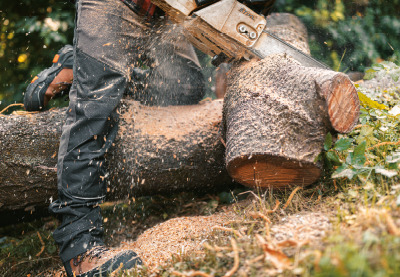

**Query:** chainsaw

left=151, top=0, right=329, bottom=68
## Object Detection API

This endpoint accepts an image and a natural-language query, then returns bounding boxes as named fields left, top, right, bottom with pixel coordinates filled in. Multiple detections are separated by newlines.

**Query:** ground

left=2, top=183, right=399, bottom=277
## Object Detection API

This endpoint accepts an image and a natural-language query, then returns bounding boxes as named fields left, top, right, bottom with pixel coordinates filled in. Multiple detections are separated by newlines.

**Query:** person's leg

left=24, top=45, right=74, bottom=111
left=26, top=23, right=205, bottom=110
left=49, top=0, right=148, bottom=275
left=43, top=68, right=73, bottom=106
left=129, top=22, right=206, bottom=106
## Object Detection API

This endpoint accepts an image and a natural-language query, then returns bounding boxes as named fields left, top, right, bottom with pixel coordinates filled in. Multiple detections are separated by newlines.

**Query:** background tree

left=0, top=0, right=74, bottom=112
left=274, top=0, right=400, bottom=72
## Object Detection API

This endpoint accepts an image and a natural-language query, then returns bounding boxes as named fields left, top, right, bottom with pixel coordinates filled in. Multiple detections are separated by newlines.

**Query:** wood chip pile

left=124, top=210, right=239, bottom=271
left=271, top=212, right=331, bottom=243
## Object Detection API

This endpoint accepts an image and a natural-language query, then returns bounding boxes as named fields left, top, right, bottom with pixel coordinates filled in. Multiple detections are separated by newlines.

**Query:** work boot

left=24, top=44, right=74, bottom=111
left=63, top=246, right=142, bottom=277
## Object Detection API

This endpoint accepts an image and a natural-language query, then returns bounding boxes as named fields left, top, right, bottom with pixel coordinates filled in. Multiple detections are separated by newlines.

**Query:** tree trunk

left=0, top=99, right=230, bottom=212
left=223, top=14, right=360, bottom=189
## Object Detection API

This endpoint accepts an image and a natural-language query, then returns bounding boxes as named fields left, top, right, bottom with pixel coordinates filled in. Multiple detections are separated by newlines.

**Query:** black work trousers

left=49, top=0, right=202, bottom=263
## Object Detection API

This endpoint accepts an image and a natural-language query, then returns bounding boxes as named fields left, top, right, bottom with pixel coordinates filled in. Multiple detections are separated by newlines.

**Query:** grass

left=0, top=217, right=60, bottom=276
left=1, top=61, right=400, bottom=277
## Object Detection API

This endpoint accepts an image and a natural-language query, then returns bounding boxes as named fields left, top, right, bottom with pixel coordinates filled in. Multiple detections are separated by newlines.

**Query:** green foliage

left=0, top=0, right=74, bottom=111
left=361, top=61, right=400, bottom=85
left=274, top=0, right=400, bottom=72
left=311, top=235, right=400, bottom=277
left=323, top=62, right=400, bottom=183
left=0, top=219, right=59, bottom=276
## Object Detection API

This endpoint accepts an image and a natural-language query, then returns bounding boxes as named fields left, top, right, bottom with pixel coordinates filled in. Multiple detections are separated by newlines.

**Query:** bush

left=0, top=0, right=74, bottom=111
left=274, top=0, right=400, bottom=72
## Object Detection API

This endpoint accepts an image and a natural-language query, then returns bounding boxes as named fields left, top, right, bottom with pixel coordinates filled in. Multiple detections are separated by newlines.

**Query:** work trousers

left=49, top=0, right=203, bottom=263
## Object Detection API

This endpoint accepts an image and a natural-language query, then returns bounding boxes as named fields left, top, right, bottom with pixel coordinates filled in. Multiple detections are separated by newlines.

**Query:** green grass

left=0, top=218, right=59, bottom=276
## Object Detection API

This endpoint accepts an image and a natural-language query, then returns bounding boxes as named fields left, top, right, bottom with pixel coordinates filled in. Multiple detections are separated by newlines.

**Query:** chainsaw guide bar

left=253, top=30, right=330, bottom=69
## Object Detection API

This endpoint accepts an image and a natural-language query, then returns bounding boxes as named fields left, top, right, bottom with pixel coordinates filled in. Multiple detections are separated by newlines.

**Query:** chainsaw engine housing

left=151, top=0, right=266, bottom=60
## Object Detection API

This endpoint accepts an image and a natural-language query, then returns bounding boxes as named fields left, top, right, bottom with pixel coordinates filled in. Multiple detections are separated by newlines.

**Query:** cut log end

left=227, top=155, right=321, bottom=189
left=327, top=74, right=360, bottom=133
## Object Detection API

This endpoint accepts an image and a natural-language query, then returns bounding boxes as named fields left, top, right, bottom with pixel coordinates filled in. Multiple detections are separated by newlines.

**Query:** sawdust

left=270, top=212, right=332, bottom=243
left=116, top=201, right=333, bottom=273
left=120, top=99, right=223, bottom=141
left=123, top=208, right=240, bottom=271
left=39, top=198, right=335, bottom=276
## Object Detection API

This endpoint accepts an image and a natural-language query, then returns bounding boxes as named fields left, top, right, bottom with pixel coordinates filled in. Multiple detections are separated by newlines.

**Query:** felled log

left=0, top=12, right=360, bottom=213
left=0, top=99, right=230, bottom=212
left=222, top=14, right=360, bottom=189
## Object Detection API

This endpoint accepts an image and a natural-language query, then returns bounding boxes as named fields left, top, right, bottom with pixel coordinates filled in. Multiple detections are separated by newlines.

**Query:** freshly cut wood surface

left=314, top=71, right=360, bottom=133
left=228, top=155, right=321, bottom=188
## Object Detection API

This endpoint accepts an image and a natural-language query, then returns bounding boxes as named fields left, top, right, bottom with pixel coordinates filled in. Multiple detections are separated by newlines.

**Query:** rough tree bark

left=223, top=13, right=360, bottom=189
left=0, top=100, right=230, bottom=212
